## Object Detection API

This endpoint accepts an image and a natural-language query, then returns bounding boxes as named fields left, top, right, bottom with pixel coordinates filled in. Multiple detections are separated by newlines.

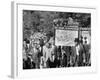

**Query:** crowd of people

left=23, top=11, right=91, bottom=69
left=23, top=35, right=91, bottom=69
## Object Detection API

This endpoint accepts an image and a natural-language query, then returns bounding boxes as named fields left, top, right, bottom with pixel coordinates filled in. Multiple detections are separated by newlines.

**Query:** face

left=52, top=40, right=55, bottom=45
left=34, top=43, right=37, bottom=48
left=46, top=43, right=50, bottom=48
left=75, top=42, right=78, bottom=46
left=23, top=41, right=26, bottom=45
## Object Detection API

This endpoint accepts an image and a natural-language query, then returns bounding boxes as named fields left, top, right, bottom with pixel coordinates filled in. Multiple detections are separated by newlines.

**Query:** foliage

left=23, top=10, right=91, bottom=40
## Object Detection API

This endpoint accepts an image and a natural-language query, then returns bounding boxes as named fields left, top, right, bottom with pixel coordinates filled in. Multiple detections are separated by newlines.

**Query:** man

left=23, top=39, right=32, bottom=69
left=43, top=42, right=51, bottom=68
left=55, top=46, right=62, bottom=67
left=50, top=42, right=57, bottom=68
left=31, top=43, right=41, bottom=69
left=39, top=38, right=44, bottom=56
left=83, top=40, right=91, bottom=66
left=78, top=40, right=84, bottom=66
left=74, top=38, right=80, bottom=66
left=43, top=42, right=57, bottom=68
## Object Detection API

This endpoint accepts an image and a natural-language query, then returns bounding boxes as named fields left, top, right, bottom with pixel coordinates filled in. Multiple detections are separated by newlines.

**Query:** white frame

left=11, top=1, right=97, bottom=78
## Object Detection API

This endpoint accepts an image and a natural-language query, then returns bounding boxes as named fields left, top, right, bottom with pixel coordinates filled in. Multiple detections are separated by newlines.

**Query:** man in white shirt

left=43, top=42, right=51, bottom=68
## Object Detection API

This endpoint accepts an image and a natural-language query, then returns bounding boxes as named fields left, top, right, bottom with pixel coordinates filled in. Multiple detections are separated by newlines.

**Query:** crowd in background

left=23, top=35, right=91, bottom=69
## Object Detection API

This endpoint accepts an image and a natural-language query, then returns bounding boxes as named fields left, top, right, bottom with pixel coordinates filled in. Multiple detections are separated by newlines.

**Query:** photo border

left=11, top=1, right=97, bottom=78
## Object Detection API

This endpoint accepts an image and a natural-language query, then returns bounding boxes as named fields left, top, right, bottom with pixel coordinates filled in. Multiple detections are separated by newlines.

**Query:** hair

left=79, top=40, right=83, bottom=44
left=85, top=41, right=87, bottom=44
left=84, top=37, right=87, bottom=40
left=74, top=38, right=79, bottom=43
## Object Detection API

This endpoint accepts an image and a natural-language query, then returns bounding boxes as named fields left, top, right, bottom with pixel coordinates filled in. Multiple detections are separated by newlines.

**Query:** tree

left=23, top=10, right=91, bottom=40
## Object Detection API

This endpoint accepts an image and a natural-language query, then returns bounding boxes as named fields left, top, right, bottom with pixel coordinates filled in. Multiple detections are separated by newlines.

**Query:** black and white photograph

left=22, top=10, right=91, bottom=69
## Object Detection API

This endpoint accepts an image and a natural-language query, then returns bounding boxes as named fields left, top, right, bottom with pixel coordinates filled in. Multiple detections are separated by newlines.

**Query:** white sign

left=55, top=29, right=78, bottom=46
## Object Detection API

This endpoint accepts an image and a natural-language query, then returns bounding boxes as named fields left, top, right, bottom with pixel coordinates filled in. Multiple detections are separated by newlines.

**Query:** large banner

left=55, top=29, right=78, bottom=46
